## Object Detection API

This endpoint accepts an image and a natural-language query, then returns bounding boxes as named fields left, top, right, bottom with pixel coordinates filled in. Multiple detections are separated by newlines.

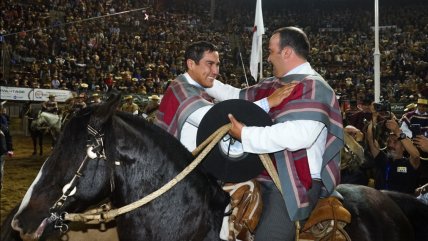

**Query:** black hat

left=196, top=99, right=273, bottom=182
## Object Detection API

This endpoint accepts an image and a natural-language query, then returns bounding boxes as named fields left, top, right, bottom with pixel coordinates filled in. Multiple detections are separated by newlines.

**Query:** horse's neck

left=40, top=113, right=61, bottom=129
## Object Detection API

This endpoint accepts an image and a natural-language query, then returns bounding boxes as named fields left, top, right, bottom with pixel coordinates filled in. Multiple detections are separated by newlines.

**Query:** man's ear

left=186, top=59, right=195, bottom=70
left=282, top=47, right=293, bottom=59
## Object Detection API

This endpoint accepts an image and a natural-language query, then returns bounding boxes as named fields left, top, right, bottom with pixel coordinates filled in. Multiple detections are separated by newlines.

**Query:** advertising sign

left=0, top=86, right=73, bottom=102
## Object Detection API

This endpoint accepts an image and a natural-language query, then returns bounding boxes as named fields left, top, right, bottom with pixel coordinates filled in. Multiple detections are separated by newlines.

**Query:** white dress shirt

left=180, top=73, right=266, bottom=152
left=205, top=62, right=327, bottom=179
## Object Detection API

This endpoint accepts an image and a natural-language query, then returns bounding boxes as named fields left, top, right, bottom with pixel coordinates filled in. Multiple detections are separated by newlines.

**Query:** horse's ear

left=89, top=91, right=122, bottom=129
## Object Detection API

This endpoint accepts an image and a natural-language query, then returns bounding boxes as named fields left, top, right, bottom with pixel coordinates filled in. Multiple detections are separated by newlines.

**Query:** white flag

left=250, top=0, right=265, bottom=81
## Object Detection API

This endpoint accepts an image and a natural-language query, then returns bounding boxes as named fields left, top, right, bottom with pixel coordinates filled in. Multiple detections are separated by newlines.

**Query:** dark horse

left=11, top=92, right=228, bottom=241
left=9, top=93, right=426, bottom=241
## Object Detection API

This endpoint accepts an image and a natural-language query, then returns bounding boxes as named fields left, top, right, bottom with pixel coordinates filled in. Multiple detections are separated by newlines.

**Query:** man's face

left=418, top=104, right=427, bottom=113
left=187, top=50, right=219, bottom=88
left=386, top=135, right=404, bottom=159
left=268, top=33, right=287, bottom=78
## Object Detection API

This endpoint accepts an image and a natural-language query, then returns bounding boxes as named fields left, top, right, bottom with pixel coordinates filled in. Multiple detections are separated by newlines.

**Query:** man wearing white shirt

left=155, top=41, right=295, bottom=240
left=205, top=27, right=344, bottom=241
left=155, top=41, right=292, bottom=152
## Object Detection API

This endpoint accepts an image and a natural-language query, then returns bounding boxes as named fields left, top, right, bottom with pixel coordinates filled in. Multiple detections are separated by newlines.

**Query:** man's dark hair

left=273, top=27, right=310, bottom=60
left=184, top=41, right=218, bottom=69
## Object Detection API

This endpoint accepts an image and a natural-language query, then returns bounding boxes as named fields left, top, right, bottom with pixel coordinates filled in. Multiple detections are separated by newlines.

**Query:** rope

left=64, top=123, right=232, bottom=223
left=258, top=154, right=301, bottom=240
left=64, top=123, right=290, bottom=235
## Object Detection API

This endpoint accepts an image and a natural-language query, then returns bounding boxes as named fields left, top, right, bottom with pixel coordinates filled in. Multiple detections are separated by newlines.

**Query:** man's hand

left=415, top=183, right=428, bottom=196
left=413, top=135, right=428, bottom=152
left=267, top=83, right=297, bottom=108
left=385, top=119, right=401, bottom=136
left=228, top=114, right=243, bottom=140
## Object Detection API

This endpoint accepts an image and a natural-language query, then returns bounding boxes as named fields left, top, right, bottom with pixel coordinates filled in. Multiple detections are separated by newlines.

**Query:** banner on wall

left=0, top=86, right=73, bottom=102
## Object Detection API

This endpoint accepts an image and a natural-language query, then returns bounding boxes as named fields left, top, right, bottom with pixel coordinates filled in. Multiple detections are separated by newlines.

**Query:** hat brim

left=196, top=99, right=273, bottom=182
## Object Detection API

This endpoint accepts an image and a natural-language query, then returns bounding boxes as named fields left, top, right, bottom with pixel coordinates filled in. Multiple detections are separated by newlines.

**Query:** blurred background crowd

left=0, top=0, right=428, bottom=206
left=0, top=0, right=427, bottom=106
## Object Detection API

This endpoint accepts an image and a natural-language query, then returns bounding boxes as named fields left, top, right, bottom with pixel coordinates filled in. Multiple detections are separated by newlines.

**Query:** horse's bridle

left=48, top=125, right=106, bottom=233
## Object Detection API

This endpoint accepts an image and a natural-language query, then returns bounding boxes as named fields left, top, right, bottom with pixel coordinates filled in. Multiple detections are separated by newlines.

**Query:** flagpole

left=374, top=0, right=381, bottom=103
left=239, top=51, right=249, bottom=87
left=259, top=43, right=263, bottom=80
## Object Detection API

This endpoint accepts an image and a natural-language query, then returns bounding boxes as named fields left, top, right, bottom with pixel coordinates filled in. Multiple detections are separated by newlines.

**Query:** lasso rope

left=64, top=123, right=286, bottom=236
left=64, top=123, right=234, bottom=223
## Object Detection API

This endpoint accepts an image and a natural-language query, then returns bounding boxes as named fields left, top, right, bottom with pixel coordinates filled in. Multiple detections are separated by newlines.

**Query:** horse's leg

left=39, top=132, right=43, bottom=156
left=30, top=133, right=37, bottom=156
left=50, top=131, right=56, bottom=149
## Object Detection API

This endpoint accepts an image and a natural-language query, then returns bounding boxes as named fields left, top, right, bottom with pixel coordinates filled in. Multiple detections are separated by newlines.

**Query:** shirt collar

left=285, top=62, right=316, bottom=76
left=184, top=72, right=203, bottom=88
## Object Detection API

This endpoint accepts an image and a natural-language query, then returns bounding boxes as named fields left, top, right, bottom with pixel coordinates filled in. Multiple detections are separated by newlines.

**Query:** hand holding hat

left=197, top=99, right=273, bottom=182
left=228, top=114, right=243, bottom=140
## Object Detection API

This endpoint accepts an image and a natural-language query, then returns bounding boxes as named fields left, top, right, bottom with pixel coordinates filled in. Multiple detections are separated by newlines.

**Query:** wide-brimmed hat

left=148, top=94, right=160, bottom=101
left=124, top=95, right=133, bottom=100
left=417, top=98, right=428, bottom=106
left=196, top=99, right=273, bottom=182
left=48, top=94, right=56, bottom=98
left=404, top=103, right=417, bottom=112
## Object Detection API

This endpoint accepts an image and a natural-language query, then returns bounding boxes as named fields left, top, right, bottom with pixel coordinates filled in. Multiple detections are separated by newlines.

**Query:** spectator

left=71, top=94, right=87, bottom=113
left=41, top=94, right=59, bottom=114
left=0, top=120, right=14, bottom=191
left=401, top=90, right=428, bottom=138
left=142, top=94, right=160, bottom=122
left=120, top=95, right=139, bottom=115
left=0, top=101, right=10, bottom=128
left=366, top=116, right=420, bottom=194
left=345, top=97, right=374, bottom=131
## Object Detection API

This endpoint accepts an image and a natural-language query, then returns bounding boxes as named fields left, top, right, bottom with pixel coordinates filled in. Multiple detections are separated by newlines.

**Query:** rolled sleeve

left=241, top=120, right=325, bottom=153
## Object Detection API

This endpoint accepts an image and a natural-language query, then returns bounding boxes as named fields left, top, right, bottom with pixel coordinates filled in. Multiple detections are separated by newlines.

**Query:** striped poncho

left=155, top=74, right=213, bottom=139
left=240, top=74, right=344, bottom=221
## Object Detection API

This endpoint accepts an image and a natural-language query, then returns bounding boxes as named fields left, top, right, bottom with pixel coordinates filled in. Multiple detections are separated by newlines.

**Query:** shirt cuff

left=255, top=98, right=270, bottom=113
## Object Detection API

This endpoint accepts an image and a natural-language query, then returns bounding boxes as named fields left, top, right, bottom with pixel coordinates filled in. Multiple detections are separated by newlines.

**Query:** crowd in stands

left=0, top=0, right=427, bottom=106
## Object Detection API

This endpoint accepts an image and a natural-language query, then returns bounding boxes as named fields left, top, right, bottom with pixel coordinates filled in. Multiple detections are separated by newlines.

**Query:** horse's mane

left=111, top=111, right=224, bottom=200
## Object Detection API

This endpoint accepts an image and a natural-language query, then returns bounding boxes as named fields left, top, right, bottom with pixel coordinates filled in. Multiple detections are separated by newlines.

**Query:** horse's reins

left=49, top=123, right=283, bottom=235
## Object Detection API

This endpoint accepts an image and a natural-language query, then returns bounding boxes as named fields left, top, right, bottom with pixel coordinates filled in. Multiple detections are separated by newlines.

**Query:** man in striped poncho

left=206, top=26, right=344, bottom=241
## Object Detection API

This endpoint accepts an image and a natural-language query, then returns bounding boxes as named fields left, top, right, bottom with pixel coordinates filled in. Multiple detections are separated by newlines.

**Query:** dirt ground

left=1, top=118, right=52, bottom=224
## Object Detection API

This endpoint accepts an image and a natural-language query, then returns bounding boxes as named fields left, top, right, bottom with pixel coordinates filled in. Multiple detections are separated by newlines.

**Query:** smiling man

left=155, top=41, right=291, bottom=151
left=154, top=41, right=220, bottom=151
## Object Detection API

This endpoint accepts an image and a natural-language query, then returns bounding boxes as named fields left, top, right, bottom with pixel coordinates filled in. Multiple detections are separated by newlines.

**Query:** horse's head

left=11, top=93, right=122, bottom=241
